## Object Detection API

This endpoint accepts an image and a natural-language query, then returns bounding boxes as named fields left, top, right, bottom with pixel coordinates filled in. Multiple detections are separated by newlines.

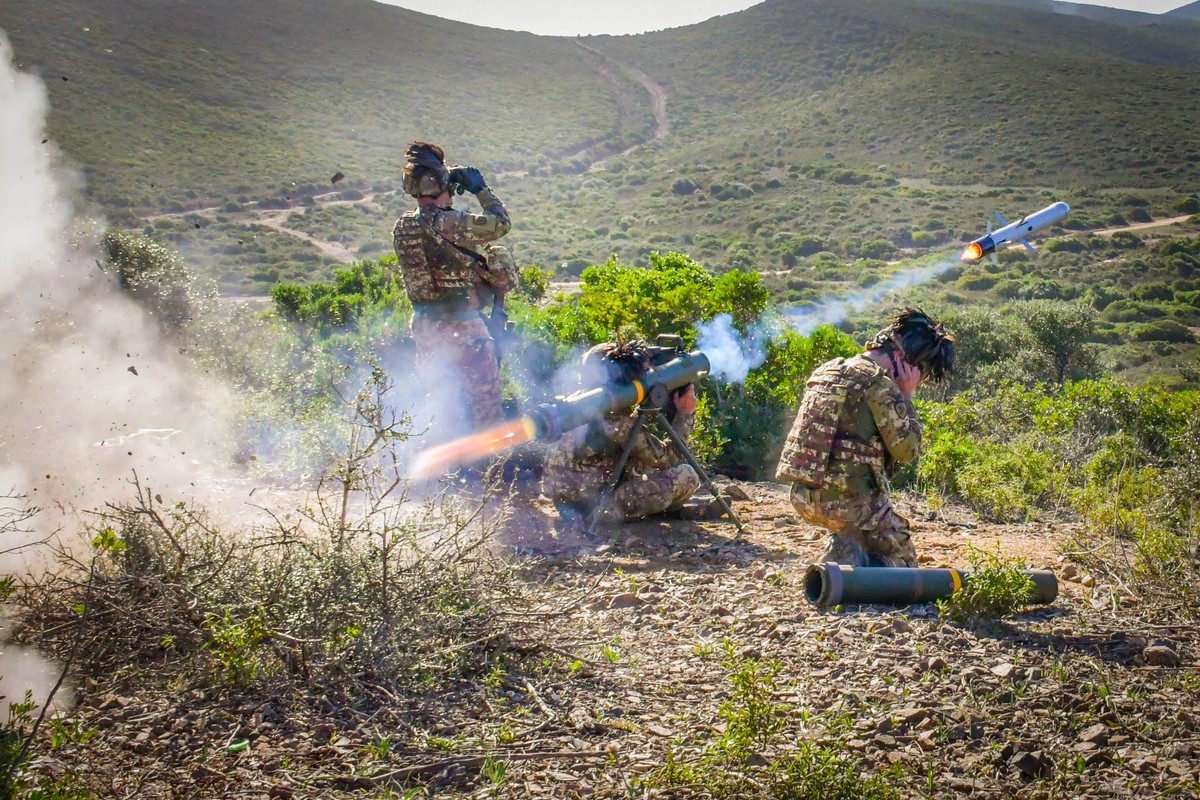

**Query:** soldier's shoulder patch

left=471, top=214, right=488, bottom=226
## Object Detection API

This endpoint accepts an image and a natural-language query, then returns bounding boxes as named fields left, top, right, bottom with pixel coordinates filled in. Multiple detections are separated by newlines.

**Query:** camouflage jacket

left=776, top=353, right=921, bottom=496
left=543, top=409, right=696, bottom=490
left=391, top=188, right=512, bottom=311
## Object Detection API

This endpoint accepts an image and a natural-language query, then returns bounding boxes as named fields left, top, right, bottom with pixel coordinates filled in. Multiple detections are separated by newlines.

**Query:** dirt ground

left=29, top=478, right=1200, bottom=799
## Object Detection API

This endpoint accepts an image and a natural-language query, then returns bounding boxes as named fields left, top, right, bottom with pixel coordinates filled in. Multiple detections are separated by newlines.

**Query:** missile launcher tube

left=804, top=563, right=1058, bottom=607
left=526, top=351, right=712, bottom=441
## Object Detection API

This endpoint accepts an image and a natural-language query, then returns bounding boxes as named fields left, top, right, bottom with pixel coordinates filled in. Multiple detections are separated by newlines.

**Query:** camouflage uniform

left=776, top=353, right=922, bottom=567
left=543, top=410, right=699, bottom=524
left=392, top=187, right=516, bottom=430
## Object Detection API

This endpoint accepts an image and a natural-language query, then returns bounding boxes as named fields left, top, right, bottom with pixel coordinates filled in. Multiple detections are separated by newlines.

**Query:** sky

left=375, top=0, right=1192, bottom=36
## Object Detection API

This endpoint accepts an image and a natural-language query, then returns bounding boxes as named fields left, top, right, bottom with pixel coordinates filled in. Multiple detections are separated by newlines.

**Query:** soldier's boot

left=820, top=533, right=870, bottom=567
left=675, top=496, right=723, bottom=520
left=864, top=528, right=917, bottom=568
left=594, top=503, right=625, bottom=525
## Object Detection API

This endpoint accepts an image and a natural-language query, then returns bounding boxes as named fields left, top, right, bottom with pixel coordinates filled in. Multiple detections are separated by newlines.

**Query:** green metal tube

left=803, top=563, right=1058, bottom=607
left=526, top=351, right=711, bottom=441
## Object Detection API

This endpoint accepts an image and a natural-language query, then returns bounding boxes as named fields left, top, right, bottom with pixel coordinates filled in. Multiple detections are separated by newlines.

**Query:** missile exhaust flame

left=410, top=416, right=538, bottom=479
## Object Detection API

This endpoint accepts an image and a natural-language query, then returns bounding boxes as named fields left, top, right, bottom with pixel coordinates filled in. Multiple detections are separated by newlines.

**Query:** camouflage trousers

left=789, top=483, right=917, bottom=567
left=547, top=464, right=700, bottom=525
left=411, top=314, right=503, bottom=433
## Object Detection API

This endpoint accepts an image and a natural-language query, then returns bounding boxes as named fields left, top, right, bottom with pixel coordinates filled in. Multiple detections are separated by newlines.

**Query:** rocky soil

left=26, top=480, right=1200, bottom=798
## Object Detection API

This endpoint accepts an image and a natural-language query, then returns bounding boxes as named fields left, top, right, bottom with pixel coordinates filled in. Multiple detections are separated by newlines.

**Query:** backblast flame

left=961, top=242, right=983, bottom=262
left=409, top=416, right=538, bottom=479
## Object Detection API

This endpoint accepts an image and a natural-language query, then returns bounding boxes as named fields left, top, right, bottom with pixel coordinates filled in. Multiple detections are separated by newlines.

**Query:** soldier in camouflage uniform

left=543, top=343, right=701, bottom=527
left=392, top=142, right=518, bottom=432
left=777, top=309, right=954, bottom=567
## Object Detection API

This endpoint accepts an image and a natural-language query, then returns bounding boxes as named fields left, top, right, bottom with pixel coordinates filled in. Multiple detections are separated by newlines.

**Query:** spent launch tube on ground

left=525, top=350, right=711, bottom=441
left=804, top=563, right=1058, bottom=607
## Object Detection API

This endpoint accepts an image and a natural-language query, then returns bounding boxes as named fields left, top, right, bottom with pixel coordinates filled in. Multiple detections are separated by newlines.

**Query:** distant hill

left=2, top=0, right=1199, bottom=295
left=1167, top=0, right=1200, bottom=21
left=3, top=0, right=1198, bottom=214
left=0, top=0, right=653, bottom=211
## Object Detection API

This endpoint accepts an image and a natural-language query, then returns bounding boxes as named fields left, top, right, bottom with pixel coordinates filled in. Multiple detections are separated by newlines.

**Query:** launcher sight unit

left=526, top=335, right=711, bottom=442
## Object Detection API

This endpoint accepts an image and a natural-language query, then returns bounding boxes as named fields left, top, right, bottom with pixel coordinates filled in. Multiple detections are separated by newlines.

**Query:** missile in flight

left=961, top=201, right=1070, bottom=264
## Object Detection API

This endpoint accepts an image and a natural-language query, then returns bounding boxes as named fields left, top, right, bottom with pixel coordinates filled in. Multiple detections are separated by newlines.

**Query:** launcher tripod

left=585, top=405, right=746, bottom=537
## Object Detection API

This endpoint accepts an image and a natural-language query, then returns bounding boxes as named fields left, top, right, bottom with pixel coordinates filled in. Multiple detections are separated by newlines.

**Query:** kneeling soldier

left=543, top=342, right=700, bottom=527
left=776, top=308, right=954, bottom=567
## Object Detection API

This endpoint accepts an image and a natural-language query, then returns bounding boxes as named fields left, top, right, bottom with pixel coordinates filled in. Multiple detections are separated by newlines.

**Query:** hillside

left=3, top=0, right=1200, bottom=383
left=4, top=0, right=1197, bottom=213
left=0, top=0, right=650, bottom=210
left=1168, top=0, right=1200, bottom=20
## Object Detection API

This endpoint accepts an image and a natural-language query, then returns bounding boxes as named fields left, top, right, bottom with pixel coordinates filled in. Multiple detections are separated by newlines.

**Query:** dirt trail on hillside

left=145, top=190, right=386, bottom=263
left=1093, top=214, right=1193, bottom=236
left=576, top=42, right=670, bottom=171
left=253, top=208, right=358, bottom=262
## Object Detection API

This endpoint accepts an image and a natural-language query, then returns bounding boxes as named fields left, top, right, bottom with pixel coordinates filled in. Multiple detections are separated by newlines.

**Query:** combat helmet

left=867, top=307, right=955, bottom=383
left=402, top=141, right=450, bottom=198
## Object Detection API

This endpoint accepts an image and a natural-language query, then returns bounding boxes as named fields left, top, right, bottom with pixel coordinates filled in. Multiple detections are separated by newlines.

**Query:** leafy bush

left=517, top=264, right=552, bottom=302
left=101, top=229, right=199, bottom=327
left=920, top=378, right=1200, bottom=608
left=1131, top=282, right=1174, bottom=302
left=1042, top=238, right=1086, bottom=254
left=521, top=251, right=768, bottom=346
left=271, top=258, right=410, bottom=335
left=1171, top=196, right=1200, bottom=215
left=938, top=544, right=1035, bottom=624
left=1131, top=319, right=1197, bottom=343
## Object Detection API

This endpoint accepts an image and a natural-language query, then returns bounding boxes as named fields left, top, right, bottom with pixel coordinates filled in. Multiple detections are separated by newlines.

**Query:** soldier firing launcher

left=525, top=337, right=711, bottom=442
left=410, top=337, right=743, bottom=532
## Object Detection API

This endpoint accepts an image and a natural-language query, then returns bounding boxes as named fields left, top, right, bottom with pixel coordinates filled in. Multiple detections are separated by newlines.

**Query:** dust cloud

left=1, top=33, right=238, bottom=549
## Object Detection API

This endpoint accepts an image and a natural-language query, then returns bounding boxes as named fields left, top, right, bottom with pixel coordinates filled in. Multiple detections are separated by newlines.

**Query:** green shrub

left=957, top=274, right=996, bottom=291
left=101, top=229, right=198, bottom=327
left=523, top=251, right=767, bottom=346
left=1171, top=196, right=1200, bottom=215
left=1132, top=319, right=1196, bottom=343
left=271, top=259, right=410, bottom=335
left=1131, top=282, right=1173, bottom=302
left=938, top=544, right=1035, bottom=624
left=1042, top=237, right=1086, bottom=253
left=517, top=264, right=552, bottom=302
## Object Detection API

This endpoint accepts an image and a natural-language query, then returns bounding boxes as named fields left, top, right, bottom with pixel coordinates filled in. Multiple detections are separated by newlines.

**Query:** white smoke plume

left=1, top=30, right=244, bottom=707
left=695, top=259, right=959, bottom=383
left=696, top=313, right=768, bottom=384
left=1, top=33, right=237, bottom=537
left=783, top=258, right=959, bottom=336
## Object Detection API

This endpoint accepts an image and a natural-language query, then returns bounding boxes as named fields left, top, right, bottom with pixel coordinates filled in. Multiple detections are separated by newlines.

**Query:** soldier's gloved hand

left=448, top=166, right=487, bottom=194
left=447, top=167, right=468, bottom=195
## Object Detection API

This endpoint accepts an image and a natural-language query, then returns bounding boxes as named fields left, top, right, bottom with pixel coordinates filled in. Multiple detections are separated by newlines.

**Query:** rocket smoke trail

left=782, top=258, right=959, bottom=335
left=697, top=258, right=959, bottom=383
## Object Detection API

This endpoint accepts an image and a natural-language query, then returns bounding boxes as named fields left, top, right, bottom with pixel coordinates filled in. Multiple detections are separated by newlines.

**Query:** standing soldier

left=392, top=142, right=517, bottom=433
left=777, top=308, right=954, bottom=567
left=543, top=342, right=701, bottom=528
